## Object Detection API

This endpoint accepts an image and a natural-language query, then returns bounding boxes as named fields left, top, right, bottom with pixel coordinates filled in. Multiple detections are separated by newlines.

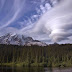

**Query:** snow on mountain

left=0, top=33, right=47, bottom=46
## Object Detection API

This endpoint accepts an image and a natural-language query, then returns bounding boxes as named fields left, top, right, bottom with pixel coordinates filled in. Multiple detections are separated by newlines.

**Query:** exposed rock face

left=0, top=33, right=47, bottom=46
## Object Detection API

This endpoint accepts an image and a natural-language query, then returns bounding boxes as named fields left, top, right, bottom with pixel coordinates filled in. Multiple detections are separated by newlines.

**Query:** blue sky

left=0, top=0, right=72, bottom=44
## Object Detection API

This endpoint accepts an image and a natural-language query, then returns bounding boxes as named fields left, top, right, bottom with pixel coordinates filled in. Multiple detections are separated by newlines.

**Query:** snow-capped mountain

left=0, top=33, right=47, bottom=46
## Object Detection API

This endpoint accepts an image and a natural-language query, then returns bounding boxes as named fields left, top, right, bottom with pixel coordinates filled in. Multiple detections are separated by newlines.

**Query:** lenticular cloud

left=0, top=0, right=72, bottom=43
left=24, top=0, right=72, bottom=42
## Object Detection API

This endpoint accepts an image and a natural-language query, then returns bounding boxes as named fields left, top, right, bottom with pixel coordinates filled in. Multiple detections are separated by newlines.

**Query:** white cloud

left=1, top=0, right=72, bottom=44
left=21, top=0, right=72, bottom=43
left=0, top=0, right=26, bottom=30
left=45, top=3, right=51, bottom=10
left=40, top=5, right=46, bottom=13
left=0, top=27, right=19, bottom=36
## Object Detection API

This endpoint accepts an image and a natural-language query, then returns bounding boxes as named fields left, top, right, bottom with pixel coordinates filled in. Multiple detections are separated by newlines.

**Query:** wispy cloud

left=21, top=0, right=72, bottom=43
left=1, top=0, right=72, bottom=44
left=0, top=0, right=26, bottom=30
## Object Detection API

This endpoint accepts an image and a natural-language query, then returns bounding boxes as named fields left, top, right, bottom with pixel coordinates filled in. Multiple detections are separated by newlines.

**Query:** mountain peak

left=0, top=33, right=47, bottom=46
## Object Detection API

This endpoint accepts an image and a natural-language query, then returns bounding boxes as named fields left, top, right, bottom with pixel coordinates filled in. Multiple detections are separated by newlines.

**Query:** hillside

left=0, top=33, right=47, bottom=46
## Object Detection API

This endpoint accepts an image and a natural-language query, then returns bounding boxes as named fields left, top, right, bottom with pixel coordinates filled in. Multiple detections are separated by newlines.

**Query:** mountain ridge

left=0, top=33, right=47, bottom=46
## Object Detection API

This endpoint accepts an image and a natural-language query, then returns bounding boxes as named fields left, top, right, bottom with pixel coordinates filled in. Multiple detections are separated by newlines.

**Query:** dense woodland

left=0, top=44, right=72, bottom=67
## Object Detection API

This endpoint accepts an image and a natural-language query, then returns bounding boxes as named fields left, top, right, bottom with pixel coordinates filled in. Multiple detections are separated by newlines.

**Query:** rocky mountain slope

left=0, top=33, right=47, bottom=46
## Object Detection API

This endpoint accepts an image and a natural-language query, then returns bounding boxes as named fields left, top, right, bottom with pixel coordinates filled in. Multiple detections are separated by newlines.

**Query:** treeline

left=0, top=44, right=72, bottom=67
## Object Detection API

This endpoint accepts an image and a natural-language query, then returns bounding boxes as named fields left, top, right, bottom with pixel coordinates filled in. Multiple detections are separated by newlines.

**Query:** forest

left=0, top=44, right=72, bottom=67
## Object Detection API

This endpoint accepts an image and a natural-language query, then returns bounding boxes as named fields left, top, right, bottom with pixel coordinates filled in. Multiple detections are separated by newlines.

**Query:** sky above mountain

left=0, top=0, right=72, bottom=44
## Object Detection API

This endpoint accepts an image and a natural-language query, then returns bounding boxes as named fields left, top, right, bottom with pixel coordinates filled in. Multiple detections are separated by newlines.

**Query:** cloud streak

left=0, top=0, right=72, bottom=44
left=0, top=0, right=26, bottom=29
left=22, top=0, right=72, bottom=43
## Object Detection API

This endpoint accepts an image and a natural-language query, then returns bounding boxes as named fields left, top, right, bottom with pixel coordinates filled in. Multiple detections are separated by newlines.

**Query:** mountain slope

left=0, top=33, right=47, bottom=46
